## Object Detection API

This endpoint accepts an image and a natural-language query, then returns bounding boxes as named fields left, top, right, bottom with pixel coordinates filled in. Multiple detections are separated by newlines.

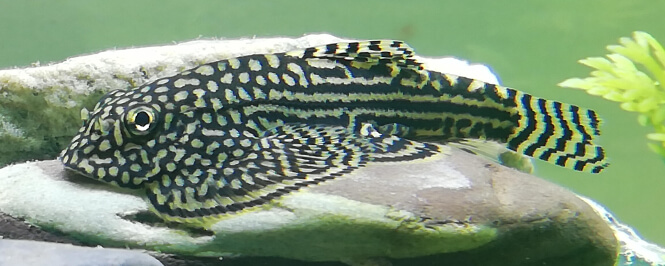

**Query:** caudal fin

left=506, top=92, right=608, bottom=173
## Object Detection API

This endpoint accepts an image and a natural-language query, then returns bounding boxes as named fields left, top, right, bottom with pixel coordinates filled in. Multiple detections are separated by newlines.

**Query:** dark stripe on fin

left=289, top=40, right=424, bottom=70
left=507, top=91, right=608, bottom=173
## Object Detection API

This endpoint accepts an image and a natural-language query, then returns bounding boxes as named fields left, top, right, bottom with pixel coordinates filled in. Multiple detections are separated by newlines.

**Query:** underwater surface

left=0, top=0, right=664, bottom=247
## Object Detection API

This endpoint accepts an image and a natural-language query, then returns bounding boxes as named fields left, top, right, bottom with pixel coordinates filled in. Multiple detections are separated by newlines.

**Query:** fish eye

left=125, top=105, right=158, bottom=136
left=135, top=111, right=151, bottom=130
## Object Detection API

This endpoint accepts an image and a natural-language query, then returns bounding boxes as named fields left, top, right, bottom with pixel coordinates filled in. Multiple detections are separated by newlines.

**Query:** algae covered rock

left=0, top=239, right=163, bottom=266
left=0, top=151, right=618, bottom=266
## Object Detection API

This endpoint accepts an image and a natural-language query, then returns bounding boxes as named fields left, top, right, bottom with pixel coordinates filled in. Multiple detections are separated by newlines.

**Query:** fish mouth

left=58, top=147, right=94, bottom=178
left=61, top=161, right=87, bottom=176
left=61, top=164, right=95, bottom=182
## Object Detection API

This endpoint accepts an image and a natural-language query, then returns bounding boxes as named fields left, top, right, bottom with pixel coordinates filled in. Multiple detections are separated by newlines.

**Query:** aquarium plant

left=560, top=31, right=665, bottom=161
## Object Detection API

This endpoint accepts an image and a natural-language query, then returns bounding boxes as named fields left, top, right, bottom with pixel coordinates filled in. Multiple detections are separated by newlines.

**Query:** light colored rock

left=0, top=239, right=163, bottom=266
left=0, top=149, right=618, bottom=265
left=580, top=197, right=665, bottom=266
left=0, top=34, right=498, bottom=96
left=0, top=160, right=210, bottom=250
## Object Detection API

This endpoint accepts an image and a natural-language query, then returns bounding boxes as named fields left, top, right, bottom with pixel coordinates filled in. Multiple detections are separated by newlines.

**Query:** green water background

left=1, top=0, right=664, bottom=246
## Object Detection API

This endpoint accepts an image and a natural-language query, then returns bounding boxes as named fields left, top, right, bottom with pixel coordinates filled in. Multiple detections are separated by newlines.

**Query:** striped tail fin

left=506, top=91, right=608, bottom=173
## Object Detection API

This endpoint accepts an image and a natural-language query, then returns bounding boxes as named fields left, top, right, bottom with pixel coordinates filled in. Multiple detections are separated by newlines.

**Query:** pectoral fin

left=144, top=123, right=439, bottom=227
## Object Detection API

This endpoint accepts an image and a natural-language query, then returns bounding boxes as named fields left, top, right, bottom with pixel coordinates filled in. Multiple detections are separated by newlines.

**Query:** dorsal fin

left=287, top=40, right=424, bottom=70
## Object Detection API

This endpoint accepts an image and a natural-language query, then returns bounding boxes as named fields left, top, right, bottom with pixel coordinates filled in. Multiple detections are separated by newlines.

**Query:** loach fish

left=59, top=40, right=608, bottom=227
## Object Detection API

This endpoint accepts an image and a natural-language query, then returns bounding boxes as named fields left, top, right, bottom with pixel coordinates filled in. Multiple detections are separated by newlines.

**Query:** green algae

left=247, top=221, right=481, bottom=260
left=499, top=150, right=534, bottom=174
left=0, top=83, right=106, bottom=166
left=204, top=211, right=495, bottom=261
left=142, top=193, right=499, bottom=261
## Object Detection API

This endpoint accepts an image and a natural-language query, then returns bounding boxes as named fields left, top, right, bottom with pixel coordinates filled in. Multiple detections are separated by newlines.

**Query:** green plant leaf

left=561, top=31, right=665, bottom=161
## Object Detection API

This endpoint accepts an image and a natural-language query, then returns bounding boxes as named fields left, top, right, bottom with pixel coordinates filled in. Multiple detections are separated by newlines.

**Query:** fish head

left=59, top=89, right=163, bottom=188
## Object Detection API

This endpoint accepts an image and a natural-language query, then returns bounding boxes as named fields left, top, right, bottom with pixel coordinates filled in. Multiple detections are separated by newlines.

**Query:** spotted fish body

left=60, top=40, right=608, bottom=227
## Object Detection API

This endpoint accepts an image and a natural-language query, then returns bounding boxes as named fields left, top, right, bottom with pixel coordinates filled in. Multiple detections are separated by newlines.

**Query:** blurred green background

left=1, top=0, right=664, bottom=245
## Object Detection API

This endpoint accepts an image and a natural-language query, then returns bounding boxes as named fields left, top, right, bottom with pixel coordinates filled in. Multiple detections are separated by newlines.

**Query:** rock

left=0, top=147, right=618, bottom=266
left=580, top=197, right=665, bottom=266
left=0, top=239, right=162, bottom=266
